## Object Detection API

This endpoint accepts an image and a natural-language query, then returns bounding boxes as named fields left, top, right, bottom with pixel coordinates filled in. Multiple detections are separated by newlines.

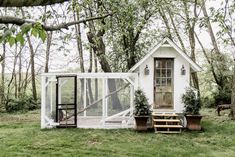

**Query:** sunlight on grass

left=0, top=109, right=235, bottom=157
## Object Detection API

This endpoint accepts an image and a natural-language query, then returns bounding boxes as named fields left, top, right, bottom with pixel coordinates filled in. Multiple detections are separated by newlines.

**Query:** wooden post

left=102, top=78, right=106, bottom=125
left=130, top=84, right=134, bottom=111
left=84, top=78, right=87, bottom=117
left=41, top=75, right=46, bottom=129
left=105, top=78, right=108, bottom=117
left=50, top=81, right=53, bottom=113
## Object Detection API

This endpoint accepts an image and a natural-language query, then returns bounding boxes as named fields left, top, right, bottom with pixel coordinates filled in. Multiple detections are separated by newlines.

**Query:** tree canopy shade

left=0, top=0, right=69, bottom=7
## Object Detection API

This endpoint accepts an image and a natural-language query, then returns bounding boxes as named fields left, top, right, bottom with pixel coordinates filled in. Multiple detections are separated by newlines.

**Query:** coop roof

left=129, top=37, right=202, bottom=72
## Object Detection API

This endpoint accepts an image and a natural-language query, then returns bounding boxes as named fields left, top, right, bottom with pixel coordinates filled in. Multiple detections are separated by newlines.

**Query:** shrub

left=5, top=96, right=38, bottom=113
left=133, top=89, right=151, bottom=116
left=182, top=87, right=201, bottom=115
left=213, top=87, right=231, bottom=105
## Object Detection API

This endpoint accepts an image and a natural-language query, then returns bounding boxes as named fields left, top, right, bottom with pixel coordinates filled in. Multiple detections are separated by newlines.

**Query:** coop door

left=154, top=58, right=174, bottom=109
left=56, top=75, right=77, bottom=128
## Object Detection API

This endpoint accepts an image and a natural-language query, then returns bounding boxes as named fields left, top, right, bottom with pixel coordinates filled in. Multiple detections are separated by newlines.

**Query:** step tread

left=152, top=113, right=179, bottom=117
left=155, top=131, right=181, bottom=134
left=105, top=121, right=123, bottom=124
left=154, top=125, right=183, bottom=128
left=153, top=119, right=180, bottom=122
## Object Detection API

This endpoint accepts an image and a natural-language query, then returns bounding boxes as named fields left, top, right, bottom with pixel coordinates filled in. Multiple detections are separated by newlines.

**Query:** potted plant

left=133, top=89, right=151, bottom=131
left=182, top=87, right=202, bottom=131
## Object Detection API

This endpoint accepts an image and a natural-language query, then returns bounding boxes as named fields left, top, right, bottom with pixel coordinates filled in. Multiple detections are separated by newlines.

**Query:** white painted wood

left=137, top=46, right=191, bottom=113
left=102, top=78, right=106, bottom=126
left=103, top=109, right=131, bottom=121
left=105, top=79, right=108, bottom=117
left=50, top=82, right=53, bottom=113
left=41, top=76, right=46, bottom=129
left=41, top=73, right=138, bottom=129
left=125, top=78, right=135, bottom=86
left=41, top=73, right=138, bottom=78
left=130, top=84, right=134, bottom=111
left=129, top=37, right=202, bottom=72
left=84, top=78, right=87, bottom=117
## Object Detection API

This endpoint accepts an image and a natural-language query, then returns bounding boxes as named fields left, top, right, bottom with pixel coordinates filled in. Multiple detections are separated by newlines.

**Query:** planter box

left=186, top=115, right=202, bottom=131
left=134, top=116, right=149, bottom=131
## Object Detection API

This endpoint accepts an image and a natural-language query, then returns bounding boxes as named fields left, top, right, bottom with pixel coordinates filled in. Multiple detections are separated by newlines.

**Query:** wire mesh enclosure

left=41, top=73, right=138, bottom=129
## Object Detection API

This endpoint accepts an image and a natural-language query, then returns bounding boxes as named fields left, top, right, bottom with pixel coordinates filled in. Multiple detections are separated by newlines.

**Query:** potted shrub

left=133, top=89, right=151, bottom=131
left=182, top=87, right=202, bottom=131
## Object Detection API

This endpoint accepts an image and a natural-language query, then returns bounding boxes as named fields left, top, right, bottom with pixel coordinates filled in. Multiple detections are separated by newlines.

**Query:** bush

left=5, top=96, right=38, bottom=113
left=201, top=96, right=215, bottom=108
left=133, top=89, right=151, bottom=116
left=213, top=88, right=231, bottom=105
left=202, top=87, right=231, bottom=108
left=182, top=87, right=201, bottom=115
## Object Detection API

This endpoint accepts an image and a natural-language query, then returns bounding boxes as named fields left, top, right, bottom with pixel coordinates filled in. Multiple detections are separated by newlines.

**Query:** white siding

left=136, top=47, right=190, bottom=113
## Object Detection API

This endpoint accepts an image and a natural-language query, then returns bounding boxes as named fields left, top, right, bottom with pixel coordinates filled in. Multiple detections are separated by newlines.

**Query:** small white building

left=129, top=37, right=202, bottom=113
left=41, top=38, right=201, bottom=129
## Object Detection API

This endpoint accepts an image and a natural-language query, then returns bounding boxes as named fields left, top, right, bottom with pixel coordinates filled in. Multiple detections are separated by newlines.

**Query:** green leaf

left=3, top=30, right=12, bottom=38
left=0, top=35, right=3, bottom=43
left=21, top=23, right=32, bottom=34
left=38, top=29, right=47, bottom=42
left=8, top=36, right=16, bottom=47
left=16, top=33, right=25, bottom=46
left=31, top=27, right=38, bottom=37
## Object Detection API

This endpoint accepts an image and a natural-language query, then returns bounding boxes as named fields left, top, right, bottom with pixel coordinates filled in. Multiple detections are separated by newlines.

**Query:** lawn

left=0, top=109, right=235, bottom=157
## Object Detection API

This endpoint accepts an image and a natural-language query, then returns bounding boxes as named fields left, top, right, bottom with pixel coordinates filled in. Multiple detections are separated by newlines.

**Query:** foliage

left=104, top=0, right=159, bottom=71
left=5, top=95, right=38, bottom=113
left=133, top=89, right=151, bottom=116
left=182, top=87, right=201, bottom=115
left=199, top=52, right=233, bottom=108
left=0, top=22, right=47, bottom=46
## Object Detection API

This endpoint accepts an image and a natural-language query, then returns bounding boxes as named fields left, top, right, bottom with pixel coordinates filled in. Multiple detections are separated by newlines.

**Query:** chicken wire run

left=41, top=73, right=138, bottom=129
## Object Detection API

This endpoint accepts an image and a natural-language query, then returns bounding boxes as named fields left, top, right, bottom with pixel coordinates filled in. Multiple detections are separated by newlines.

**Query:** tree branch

left=0, top=13, right=113, bottom=31
left=0, top=0, right=69, bottom=7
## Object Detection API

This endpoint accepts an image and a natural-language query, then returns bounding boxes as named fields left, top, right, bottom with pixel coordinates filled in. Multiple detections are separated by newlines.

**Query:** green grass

left=0, top=109, right=235, bottom=157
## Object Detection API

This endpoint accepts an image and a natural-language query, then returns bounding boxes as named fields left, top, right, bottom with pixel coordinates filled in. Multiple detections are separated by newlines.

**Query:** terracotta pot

left=186, top=115, right=202, bottom=131
left=134, top=116, right=149, bottom=131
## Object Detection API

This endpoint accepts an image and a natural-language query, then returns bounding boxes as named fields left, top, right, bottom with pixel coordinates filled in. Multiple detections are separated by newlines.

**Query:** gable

left=129, top=38, right=202, bottom=72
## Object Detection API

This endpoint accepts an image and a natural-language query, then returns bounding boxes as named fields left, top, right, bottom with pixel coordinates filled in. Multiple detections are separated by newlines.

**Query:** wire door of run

left=56, top=75, right=77, bottom=128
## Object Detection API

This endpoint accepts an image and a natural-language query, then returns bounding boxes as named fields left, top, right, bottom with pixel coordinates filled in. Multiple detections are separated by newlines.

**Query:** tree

left=85, top=0, right=123, bottom=110
left=183, top=0, right=200, bottom=91
left=0, top=0, right=69, bottom=7
left=106, top=0, right=157, bottom=70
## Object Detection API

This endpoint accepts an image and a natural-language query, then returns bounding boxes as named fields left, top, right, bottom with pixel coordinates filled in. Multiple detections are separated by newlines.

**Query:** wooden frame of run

left=41, top=73, right=138, bottom=129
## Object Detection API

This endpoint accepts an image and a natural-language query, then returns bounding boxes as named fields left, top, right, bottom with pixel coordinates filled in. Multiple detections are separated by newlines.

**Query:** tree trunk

left=159, top=7, right=172, bottom=39
left=6, top=44, right=19, bottom=103
left=201, top=0, right=220, bottom=55
left=167, top=8, right=186, bottom=53
left=94, top=52, right=98, bottom=100
left=18, top=43, right=22, bottom=98
left=87, top=31, right=123, bottom=110
left=183, top=0, right=200, bottom=92
left=85, top=0, right=122, bottom=110
left=87, top=47, right=94, bottom=104
left=44, top=31, right=52, bottom=73
left=26, top=34, right=37, bottom=101
left=21, top=8, right=37, bottom=101
left=74, top=9, right=85, bottom=106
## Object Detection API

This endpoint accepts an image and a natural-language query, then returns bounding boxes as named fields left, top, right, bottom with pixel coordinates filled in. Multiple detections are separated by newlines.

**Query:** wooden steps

left=153, top=119, right=180, bottom=122
left=152, top=112, right=183, bottom=133
left=154, top=125, right=183, bottom=128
